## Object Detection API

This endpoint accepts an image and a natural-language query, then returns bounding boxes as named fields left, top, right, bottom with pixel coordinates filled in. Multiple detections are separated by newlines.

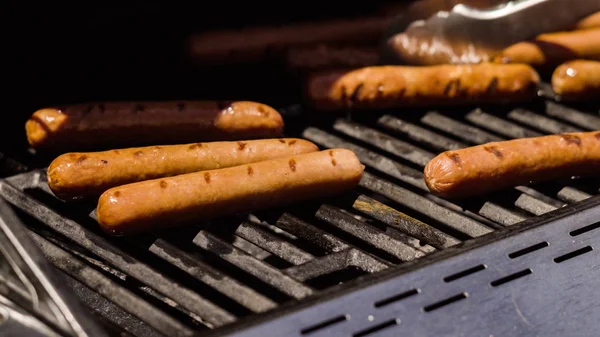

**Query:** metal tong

left=382, top=0, right=600, bottom=65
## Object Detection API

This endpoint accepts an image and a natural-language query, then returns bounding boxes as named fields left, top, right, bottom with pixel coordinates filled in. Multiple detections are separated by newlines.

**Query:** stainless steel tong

left=382, top=0, right=600, bottom=65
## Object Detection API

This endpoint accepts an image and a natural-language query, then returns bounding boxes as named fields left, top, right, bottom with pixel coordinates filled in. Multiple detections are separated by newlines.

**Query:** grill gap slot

left=423, top=292, right=468, bottom=312
left=490, top=269, right=532, bottom=287
left=300, top=314, right=348, bottom=335
left=374, top=288, right=419, bottom=308
left=553, top=246, right=593, bottom=263
left=443, top=264, right=486, bottom=283
left=570, top=223, right=600, bottom=237
left=352, top=318, right=400, bottom=337
left=508, top=242, right=549, bottom=259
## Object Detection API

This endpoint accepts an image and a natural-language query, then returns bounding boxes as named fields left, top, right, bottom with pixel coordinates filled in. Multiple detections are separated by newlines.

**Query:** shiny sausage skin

left=285, top=45, right=379, bottom=72
left=48, top=138, right=318, bottom=201
left=574, top=11, right=600, bottom=30
left=97, top=149, right=364, bottom=235
left=424, top=132, right=600, bottom=199
left=493, top=28, right=600, bottom=68
left=306, top=64, right=540, bottom=111
left=551, top=60, right=600, bottom=101
left=25, top=101, right=284, bottom=151
left=184, top=17, right=390, bottom=66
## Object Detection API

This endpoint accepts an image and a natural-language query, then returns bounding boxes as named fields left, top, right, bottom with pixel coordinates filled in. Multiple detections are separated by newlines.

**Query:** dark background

left=1, top=2, right=405, bottom=156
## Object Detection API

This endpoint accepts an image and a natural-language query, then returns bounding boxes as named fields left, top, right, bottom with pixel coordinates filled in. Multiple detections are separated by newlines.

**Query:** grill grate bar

left=377, top=115, right=467, bottom=152
left=315, top=204, right=427, bottom=261
left=284, top=249, right=388, bottom=282
left=545, top=101, right=600, bottom=131
left=146, top=237, right=277, bottom=313
left=359, top=173, right=494, bottom=238
left=274, top=213, right=350, bottom=253
left=192, top=230, right=314, bottom=299
left=29, top=231, right=194, bottom=337
left=514, top=194, right=559, bottom=216
left=0, top=180, right=236, bottom=327
left=352, top=195, right=459, bottom=249
left=235, top=222, right=315, bottom=266
left=558, top=187, right=592, bottom=203
left=508, top=108, right=583, bottom=134
left=464, top=109, right=543, bottom=139
left=421, top=111, right=504, bottom=145
left=303, top=127, right=427, bottom=191
left=478, top=202, right=525, bottom=226
left=333, top=119, right=435, bottom=167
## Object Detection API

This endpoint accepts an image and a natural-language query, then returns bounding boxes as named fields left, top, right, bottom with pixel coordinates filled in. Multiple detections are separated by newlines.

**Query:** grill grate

left=2, top=87, right=600, bottom=336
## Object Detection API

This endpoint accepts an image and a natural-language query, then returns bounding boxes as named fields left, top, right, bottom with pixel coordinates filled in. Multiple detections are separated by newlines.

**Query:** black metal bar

left=29, top=231, right=193, bottom=337
left=420, top=112, right=503, bottom=144
left=0, top=196, right=109, bottom=337
left=359, top=173, right=494, bottom=238
left=544, top=101, right=600, bottom=131
left=192, top=230, right=314, bottom=299
left=508, top=108, right=582, bottom=134
left=275, top=214, right=350, bottom=253
left=0, top=181, right=236, bottom=327
left=146, top=238, right=277, bottom=313
left=315, top=205, right=427, bottom=261
left=352, top=195, right=459, bottom=249
left=464, top=109, right=543, bottom=139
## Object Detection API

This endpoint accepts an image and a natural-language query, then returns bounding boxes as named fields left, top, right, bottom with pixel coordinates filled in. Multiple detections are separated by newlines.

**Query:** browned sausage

left=285, top=45, right=379, bottom=72
left=184, top=17, right=391, bottom=66
left=25, top=101, right=284, bottom=152
left=306, top=64, right=540, bottom=111
left=48, top=138, right=318, bottom=201
left=424, top=132, right=600, bottom=199
left=493, top=28, right=600, bottom=68
left=574, top=11, right=600, bottom=30
left=552, top=60, right=600, bottom=101
left=97, top=149, right=364, bottom=235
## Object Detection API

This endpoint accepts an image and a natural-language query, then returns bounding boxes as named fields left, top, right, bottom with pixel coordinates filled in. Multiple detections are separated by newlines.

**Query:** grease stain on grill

left=490, top=268, right=532, bottom=287
left=374, top=288, right=419, bottom=308
left=352, top=318, right=399, bottom=337
left=570, top=222, right=600, bottom=237
left=508, top=242, right=549, bottom=259
left=423, top=292, right=468, bottom=312
left=554, top=246, right=593, bottom=263
left=300, top=314, right=348, bottom=335
left=443, top=264, right=486, bottom=283
left=289, top=159, right=297, bottom=172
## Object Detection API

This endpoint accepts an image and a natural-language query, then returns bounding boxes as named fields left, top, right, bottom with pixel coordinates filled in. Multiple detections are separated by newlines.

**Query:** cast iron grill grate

left=2, top=87, right=600, bottom=336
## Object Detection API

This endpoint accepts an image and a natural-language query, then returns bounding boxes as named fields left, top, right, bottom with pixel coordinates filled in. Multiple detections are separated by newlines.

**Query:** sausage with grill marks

left=424, top=132, right=600, bottom=199
left=306, top=64, right=540, bottom=111
left=97, top=149, right=364, bottom=235
left=552, top=60, right=600, bottom=101
left=493, top=28, right=600, bottom=68
left=48, top=138, right=318, bottom=201
left=26, top=101, right=284, bottom=152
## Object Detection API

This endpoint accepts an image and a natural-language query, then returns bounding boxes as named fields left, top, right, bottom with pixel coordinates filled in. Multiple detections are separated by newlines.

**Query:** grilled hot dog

left=494, top=28, right=600, bottom=68
left=424, top=132, right=600, bottom=199
left=97, top=149, right=364, bottom=235
left=48, top=138, right=318, bottom=201
left=184, top=17, right=390, bottom=66
left=26, top=101, right=284, bottom=152
left=306, top=64, right=540, bottom=111
left=574, top=11, right=600, bottom=30
left=552, top=60, right=600, bottom=101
